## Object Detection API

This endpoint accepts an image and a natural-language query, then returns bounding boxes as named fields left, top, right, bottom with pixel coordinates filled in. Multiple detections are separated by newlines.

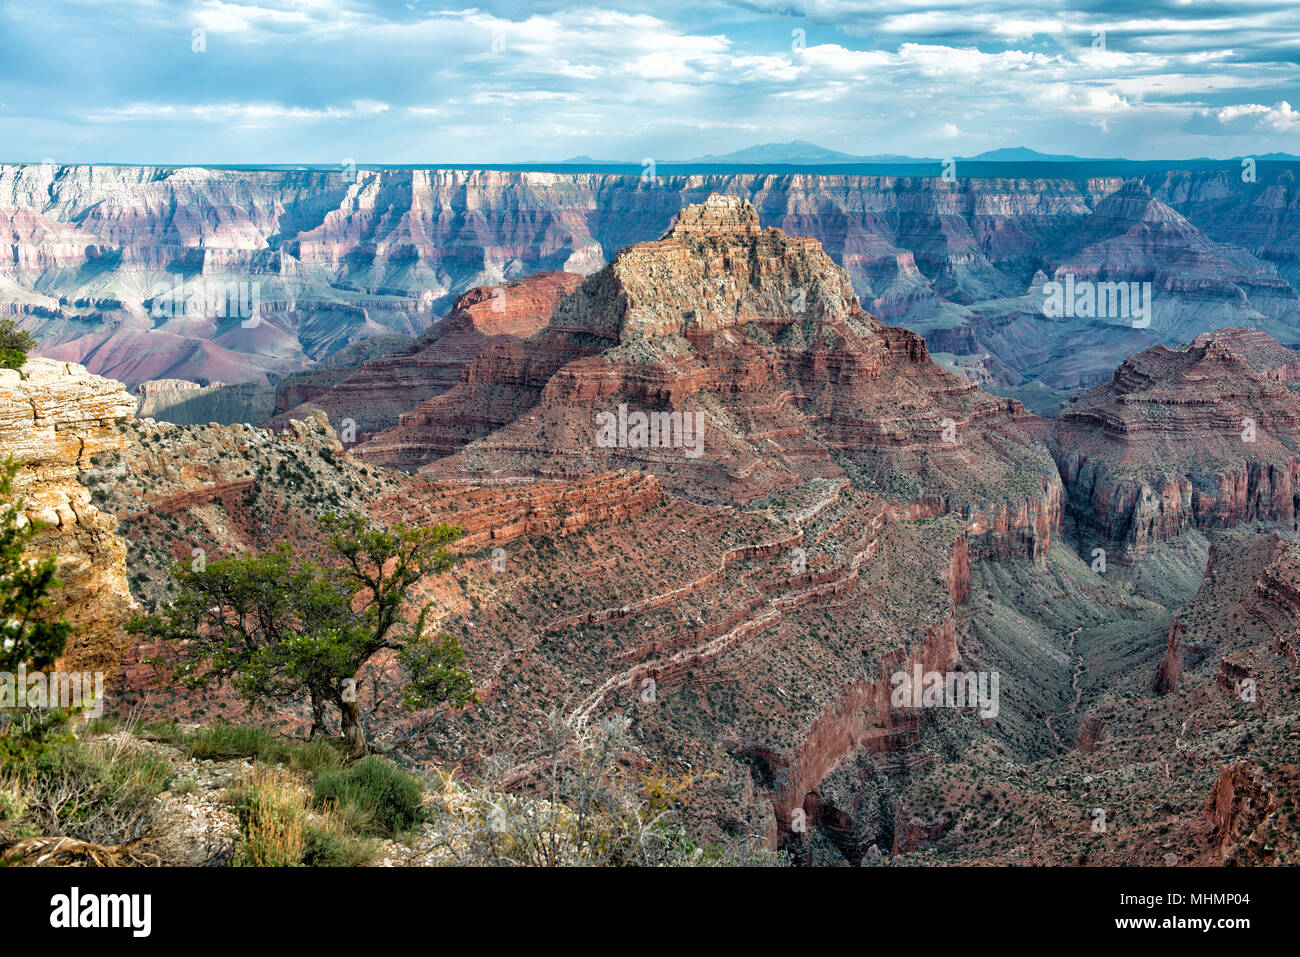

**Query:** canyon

left=1, top=192, right=1296, bottom=865
left=3, top=163, right=1298, bottom=418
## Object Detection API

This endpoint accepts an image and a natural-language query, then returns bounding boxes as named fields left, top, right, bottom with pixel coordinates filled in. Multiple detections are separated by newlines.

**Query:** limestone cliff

left=0, top=358, right=137, bottom=675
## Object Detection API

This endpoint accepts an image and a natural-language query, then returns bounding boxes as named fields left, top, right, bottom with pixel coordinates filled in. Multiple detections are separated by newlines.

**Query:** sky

left=1, top=0, right=1298, bottom=164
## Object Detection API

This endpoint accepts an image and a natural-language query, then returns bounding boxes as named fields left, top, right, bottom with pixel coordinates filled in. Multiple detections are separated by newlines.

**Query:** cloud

left=1185, top=101, right=1300, bottom=135
left=1, top=0, right=1297, bottom=162
left=84, top=100, right=390, bottom=125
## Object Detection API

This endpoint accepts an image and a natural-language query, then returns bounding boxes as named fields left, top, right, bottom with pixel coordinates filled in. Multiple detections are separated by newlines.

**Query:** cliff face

left=270, top=271, right=581, bottom=442
left=1048, top=330, right=1300, bottom=558
left=135, top=378, right=275, bottom=426
left=0, top=358, right=137, bottom=675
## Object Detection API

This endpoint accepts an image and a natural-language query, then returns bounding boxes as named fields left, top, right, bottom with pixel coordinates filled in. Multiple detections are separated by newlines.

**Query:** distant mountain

left=557, top=143, right=1151, bottom=167
left=962, top=147, right=1122, bottom=163
left=686, top=140, right=860, bottom=164
left=681, top=140, right=939, bottom=165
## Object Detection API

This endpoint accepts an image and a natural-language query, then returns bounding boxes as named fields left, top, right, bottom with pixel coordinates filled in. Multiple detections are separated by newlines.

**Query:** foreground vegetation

left=0, top=455, right=779, bottom=866
left=0, top=319, right=36, bottom=372
left=1, top=715, right=784, bottom=867
left=127, top=514, right=477, bottom=756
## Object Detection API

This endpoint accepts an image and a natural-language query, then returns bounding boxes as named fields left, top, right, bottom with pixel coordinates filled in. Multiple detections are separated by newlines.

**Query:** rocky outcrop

left=1251, top=538, right=1300, bottom=665
left=1048, top=330, right=1300, bottom=557
left=771, top=608, right=960, bottom=852
left=0, top=358, right=137, bottom=675
left=1190, top=328, right=1300, bottom=382
left=1198, top=761, right=1296, bottom=863
left=1153, top=616, right=1184, bottom=694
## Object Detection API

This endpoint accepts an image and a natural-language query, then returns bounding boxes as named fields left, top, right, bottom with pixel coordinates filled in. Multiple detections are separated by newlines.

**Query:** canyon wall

left=4, top=163, right=1298, bottom=400
left=1048, top=331, right=1300, bottom=557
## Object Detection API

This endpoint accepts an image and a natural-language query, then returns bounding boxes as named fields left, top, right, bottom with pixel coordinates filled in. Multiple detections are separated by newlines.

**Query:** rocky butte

left=358, top=195, right=1062, bottom=561
left=1046, top=329, right=1300, bottom=558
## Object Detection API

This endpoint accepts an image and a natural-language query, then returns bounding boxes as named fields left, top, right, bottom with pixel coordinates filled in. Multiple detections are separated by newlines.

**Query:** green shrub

left=0, top=320, right=36, bottom=371
left=314, top=756, right=426, bottom=838
left=301, top=813, right=376, bottom=867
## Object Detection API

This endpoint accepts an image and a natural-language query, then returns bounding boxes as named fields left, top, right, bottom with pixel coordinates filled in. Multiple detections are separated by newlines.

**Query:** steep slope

left=270, top=271, right=581, bottom=442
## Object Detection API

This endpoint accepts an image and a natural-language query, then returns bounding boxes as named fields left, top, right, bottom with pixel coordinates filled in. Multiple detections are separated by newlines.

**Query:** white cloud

left=1197, top=100, right=1300, bottom=132
left=84, top=100, right=390, bottom=125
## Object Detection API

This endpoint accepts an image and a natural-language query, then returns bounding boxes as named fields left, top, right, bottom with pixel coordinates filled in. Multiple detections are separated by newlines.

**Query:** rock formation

left=358, top=195, right=1062, bottom=561
left=270, top=271, right=581, bottom=442
left=1047, top=330, right=1300, bottom=557
left=0, top=358, right=137, bottom=675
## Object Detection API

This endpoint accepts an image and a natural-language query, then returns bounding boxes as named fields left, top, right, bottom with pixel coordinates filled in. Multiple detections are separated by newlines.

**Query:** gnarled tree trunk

left=308, top=692, right=329, bottom=739
left=338, top=679, right=368, bottom=755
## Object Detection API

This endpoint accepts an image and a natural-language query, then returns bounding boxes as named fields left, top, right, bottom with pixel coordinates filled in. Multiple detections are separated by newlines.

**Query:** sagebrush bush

left=313, top=756, right=427, bottom=838
left=0, top=734, right=172, bottom=847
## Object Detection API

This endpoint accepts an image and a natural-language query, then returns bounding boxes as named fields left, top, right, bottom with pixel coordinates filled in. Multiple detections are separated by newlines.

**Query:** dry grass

left=229, top=767, right=308, bottom=867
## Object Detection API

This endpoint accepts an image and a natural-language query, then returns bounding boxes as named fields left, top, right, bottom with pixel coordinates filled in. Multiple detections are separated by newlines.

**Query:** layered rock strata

left=1047, top=330, right=1300, bottom=557
left=0, top=358, right=137, bottom=675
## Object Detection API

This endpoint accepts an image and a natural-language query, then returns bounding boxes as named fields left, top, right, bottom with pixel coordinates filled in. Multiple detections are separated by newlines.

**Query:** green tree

left=0, top=457, right=76, bottom=762
left=0, top=320, right=37, bottom=372
left=127, top=514, right=476, bottom=755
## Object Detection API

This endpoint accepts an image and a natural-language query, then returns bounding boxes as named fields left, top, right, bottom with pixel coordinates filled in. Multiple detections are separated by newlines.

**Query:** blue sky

left=2, top=0, right=1298, bottom=164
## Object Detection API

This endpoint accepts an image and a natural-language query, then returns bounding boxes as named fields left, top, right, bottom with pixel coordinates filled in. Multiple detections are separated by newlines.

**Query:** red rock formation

left=1153, top=616, right=1184, bottom=694
left=773, top=609, right=959, bottom=849
left=1197, top=761, right=1297, bottom=863
left=1192, top=327, right=1300, bottom=382
left=1049, top=330, right=1300, bottom=557
left=358, top=195, right=1062, bottom=561
left=272, top=271, right=581, bottom=441
left=1250, top=537, right=1300, bottom=665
